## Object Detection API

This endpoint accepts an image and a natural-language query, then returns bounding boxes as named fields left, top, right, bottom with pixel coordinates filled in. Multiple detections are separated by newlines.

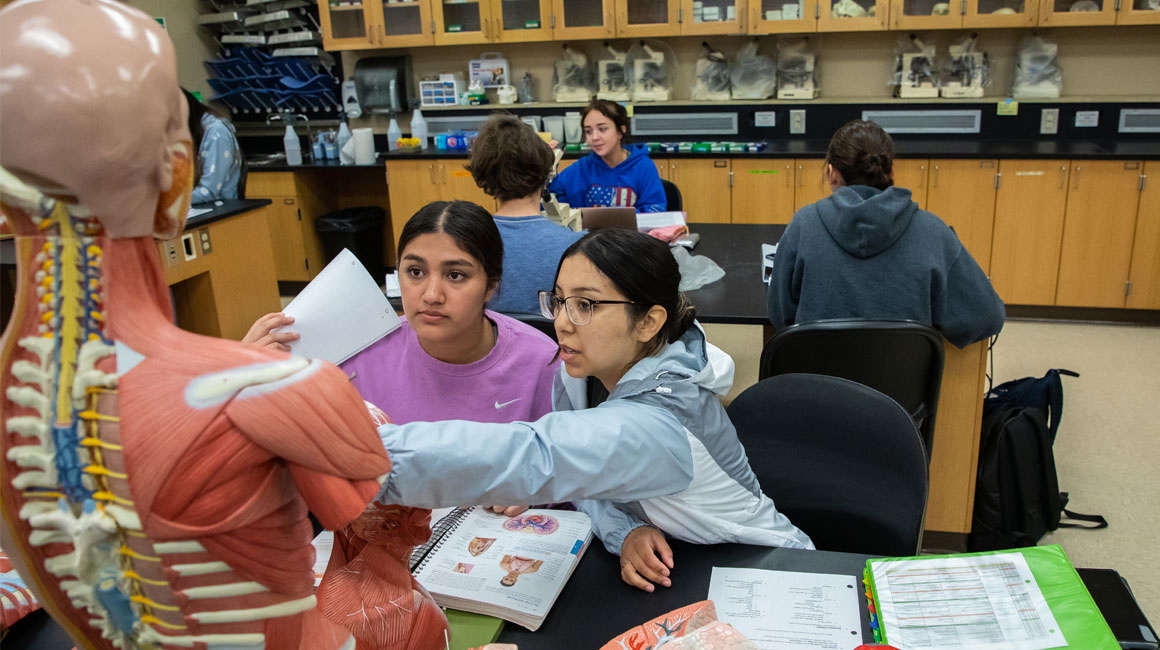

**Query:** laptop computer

left=580, top=207, right=637, bottom=231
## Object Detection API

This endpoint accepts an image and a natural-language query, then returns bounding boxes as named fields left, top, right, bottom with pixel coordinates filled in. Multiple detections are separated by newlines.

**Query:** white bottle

left=337, top=120, right=353, bottom=164
left=283, top=124, right=302, bottom=165
left=387, top=117, right=402, bottom=152
left=410, top=109, right=429, bottom=150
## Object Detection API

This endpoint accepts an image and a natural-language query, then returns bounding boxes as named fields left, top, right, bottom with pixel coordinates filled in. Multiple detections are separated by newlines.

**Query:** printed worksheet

left=871, top=552, right=1067, bottom=650
left=708, top=567, right=863, bottom=650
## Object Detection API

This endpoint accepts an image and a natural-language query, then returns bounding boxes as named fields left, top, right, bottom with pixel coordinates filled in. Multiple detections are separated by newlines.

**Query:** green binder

left=446, top=609, right=504, bottom=650
left=864, top=544, right=1118, bottom=650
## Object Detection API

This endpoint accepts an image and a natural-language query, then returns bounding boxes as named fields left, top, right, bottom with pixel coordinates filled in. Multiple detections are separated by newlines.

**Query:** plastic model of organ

left=0, top=2, right=444, bottom=649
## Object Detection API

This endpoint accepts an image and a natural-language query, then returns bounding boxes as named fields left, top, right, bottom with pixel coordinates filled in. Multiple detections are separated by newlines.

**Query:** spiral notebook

left=409, top=506, right=593, bottom=631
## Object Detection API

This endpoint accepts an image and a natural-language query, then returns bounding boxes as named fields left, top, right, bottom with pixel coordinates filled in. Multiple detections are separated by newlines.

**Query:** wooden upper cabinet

left=680, top=0, right=747, bottom=33
left=553, top=0, right=616, bottom=37
left=1039, top=0, right=1117, bottom=24
left=925, top=159, right=997, bottom=274
left=749, top=0, right=819, bottom=31
left=964, top=0, right=1037, bottom=25
left=732, top=159, right=795, bottom=224
left=433, top=0, right=494, bottom=44
left=670, top=159, right=731, bottom=223
left=616, top=0, right=680, bottom=35
left=890, top=0, right=962, bottom=29
left=1116, top=0, right=1160, bottom=22
left=1055, top=161, right=1143, bottom=308
left=816, top=0, right=889, bottom=30
left=1126, top=161, right=1160, bottom=309
left=893, top=158, right=928, bottom=210
left=989, top=160, right=1069, bottom=306
left=319, top=0, right=381, bottom=49
left=793, top=159, right=829, bottom=212
left=374, top=0, right=435, bottom=46
left=494, top=0, right=555, bottom=40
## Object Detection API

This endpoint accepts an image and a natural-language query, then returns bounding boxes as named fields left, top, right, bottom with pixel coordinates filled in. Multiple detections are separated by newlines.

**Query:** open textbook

left=410, top=506, right=593, bottom=631
left=277, top=248, right=401, bottom=364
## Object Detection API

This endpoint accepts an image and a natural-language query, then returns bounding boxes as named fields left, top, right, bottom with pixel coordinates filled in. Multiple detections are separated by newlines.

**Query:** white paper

left=762, top=243, right=778, bottom=284
left=871, top=552, right=1066, bottom=650
left=278, top=248, right=401, bottom=364
left=187, top=206, right=213, bottom=219
left=636, top=211, right=687, bottom=231
left=311, top=530, right=333, bottom=587
left=708, top=566, right=863, bottom=650
left=385, top=270, right=401, bottom=298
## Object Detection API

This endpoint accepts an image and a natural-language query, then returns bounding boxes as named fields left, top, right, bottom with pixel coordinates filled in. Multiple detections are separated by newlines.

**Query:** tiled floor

left=705, top=319, right=1160, bottom=619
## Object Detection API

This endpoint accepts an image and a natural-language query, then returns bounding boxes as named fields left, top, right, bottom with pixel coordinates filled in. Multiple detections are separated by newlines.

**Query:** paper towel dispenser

left=353, top=56, right=415, bottom=114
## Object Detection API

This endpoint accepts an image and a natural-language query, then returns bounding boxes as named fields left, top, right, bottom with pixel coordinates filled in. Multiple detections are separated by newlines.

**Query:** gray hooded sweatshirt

left=766, top=185, right=1004, bottom=348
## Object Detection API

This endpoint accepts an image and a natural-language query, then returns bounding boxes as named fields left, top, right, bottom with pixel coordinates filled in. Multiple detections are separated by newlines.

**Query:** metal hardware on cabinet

left=441, top=165, right=448, bottom=184
left=1141, top=175, right=1147, bottom=192
left=431, top=19, right=436, bottom=32
left=729, top=171, right=734, bottom=187
left=283, top=198, right=295, bottom=205
left=1115, top=0, right=1121, bottom=10
left=714, top=160, right=728, bottom=168
left=482, top=17, right=489, bottom=37
left=1125, top=161, right=1140, bottom=170
left=814, top=3, right=819, bottom=17
left=550, top=13, right=555, bottom=27
left=495, top=17, right=501, bottom=35
left=1060, top=165, right=1066, bottom=188
left=679, top=7, right=683, bottom=21
left=960, top=0, right=966, bottom=13
left=786, top=164, right=792, bottom=186
left=1074, top=165, right=1081, bottom=189
left=1125, top=280, right=1132, bottom=297
left=305, top=257, right=310, bottom=270
left=932, top=164, right=939, bottom=188
left=296, top=207, right=302, bottom=222
left=995, top=173, right=1001, bottom=190
left=429, top=163, right=436, bottom=184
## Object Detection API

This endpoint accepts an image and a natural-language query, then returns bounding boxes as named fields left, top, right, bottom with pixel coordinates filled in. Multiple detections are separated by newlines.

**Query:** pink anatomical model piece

left=0, top=2, right=444, bottom=649
left=600, top=601, right=759, bottom=650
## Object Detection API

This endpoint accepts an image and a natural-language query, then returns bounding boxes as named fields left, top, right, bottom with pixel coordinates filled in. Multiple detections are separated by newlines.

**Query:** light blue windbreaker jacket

left=376, top=324, right=814, bottom=555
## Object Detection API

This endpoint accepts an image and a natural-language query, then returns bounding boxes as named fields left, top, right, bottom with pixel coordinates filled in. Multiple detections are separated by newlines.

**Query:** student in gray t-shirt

left=467, top=114, right=584, bottom=314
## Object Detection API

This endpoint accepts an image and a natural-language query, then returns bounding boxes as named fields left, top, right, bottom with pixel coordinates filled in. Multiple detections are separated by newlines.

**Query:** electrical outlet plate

left=1040, top=108, right=1059, bottom=135
left=789, top=109, right=806, bottom=135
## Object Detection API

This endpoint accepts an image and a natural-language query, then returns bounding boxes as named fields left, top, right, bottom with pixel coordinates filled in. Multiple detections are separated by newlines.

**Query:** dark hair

left=581, top=99, right=630, bottom=145
left=825, top=119, right=895, bottom=191
left=182, top=88, right=231, bottom=178
left=466, top=114, right=555, bottom=202
left=556, top=229, right=695, bottom=358
left=398, top=201, right=504, bottom=290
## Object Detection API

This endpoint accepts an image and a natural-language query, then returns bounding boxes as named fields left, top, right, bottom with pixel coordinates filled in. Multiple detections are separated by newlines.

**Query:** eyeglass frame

left=538, top=290, right=642, bottom=326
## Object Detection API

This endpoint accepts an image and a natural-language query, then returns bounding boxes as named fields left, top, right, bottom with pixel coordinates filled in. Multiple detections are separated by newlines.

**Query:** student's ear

left=633, top=305, right=668, bottom=344
left=485, top=280, right=499, bottom=304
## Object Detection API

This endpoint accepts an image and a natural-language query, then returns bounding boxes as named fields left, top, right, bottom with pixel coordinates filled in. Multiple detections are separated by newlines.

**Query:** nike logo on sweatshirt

left=494, top=398, right=522, bottom=409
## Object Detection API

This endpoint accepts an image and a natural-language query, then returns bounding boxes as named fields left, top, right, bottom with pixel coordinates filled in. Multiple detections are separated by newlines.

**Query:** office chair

left=759, top=319, right=944, bottom=462
left=661, top=179, right=682, bottom=212
left=727, top=373, right=929, bottom=556
left=236, top=154, right=248, bottom=200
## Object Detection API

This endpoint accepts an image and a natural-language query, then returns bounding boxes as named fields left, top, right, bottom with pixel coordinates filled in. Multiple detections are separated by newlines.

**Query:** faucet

left=266, top=112, right=315, bottom=160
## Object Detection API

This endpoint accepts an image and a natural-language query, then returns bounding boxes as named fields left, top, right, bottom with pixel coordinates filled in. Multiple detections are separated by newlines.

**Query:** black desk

left=186, top=197, right=272, bottom=230
left=684, top=223, right=785, bottom=325
left=498, top=540, right=873, bottom=649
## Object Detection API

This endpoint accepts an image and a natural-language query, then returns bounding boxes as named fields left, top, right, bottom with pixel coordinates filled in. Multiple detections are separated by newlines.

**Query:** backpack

left=969, top=369, right=1107, bottom=552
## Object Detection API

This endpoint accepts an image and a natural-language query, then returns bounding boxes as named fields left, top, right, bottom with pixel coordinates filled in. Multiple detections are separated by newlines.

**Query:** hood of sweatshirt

left=816, top=185, right=919, bottom=259
left=591, top=143, right=652, bottom=172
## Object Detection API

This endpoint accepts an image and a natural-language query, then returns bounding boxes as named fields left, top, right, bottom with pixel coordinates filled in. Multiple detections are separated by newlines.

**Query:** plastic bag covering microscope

left=597, top=43, right=631, bottom=102
left=691, top=42, right=732, bottom=102
left=629, top=41, right=675, bottom=102
left=0, top=2, right=445, bottom=649
left=553, top=45, right=594, bottom=103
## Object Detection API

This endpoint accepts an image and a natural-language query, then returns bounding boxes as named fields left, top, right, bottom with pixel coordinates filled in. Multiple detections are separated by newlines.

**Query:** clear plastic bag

left=672, top=246, right=725, bottom=291
left=730, top=41, right=776, bottom=100
left=519, top=71, right=537, bottom=103
left=691, top=42, right=732, bottom=101
left=627, top=40, right=676, bottom=102
left=553, top=44, right=594, bottom=103
left=777, top=36, right=819, bottom=100
left=595, top=43, right=630, bottom=101
left=891, top=34, right=938, bottom=98
left=1012, top=35, right=1062, bottom=99
left=941, top=33, right=989, bottom=98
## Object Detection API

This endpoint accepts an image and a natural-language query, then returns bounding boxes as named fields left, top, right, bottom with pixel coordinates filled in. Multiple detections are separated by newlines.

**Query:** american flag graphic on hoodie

left=585, top=184, right=638, bottom=208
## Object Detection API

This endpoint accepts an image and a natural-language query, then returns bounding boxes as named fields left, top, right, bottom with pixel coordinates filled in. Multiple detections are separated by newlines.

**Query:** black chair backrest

left=727, top=373, right=929, bottom=556
left=237, top=154, right=248, bottom=200
left=759, top=319, right=944, bottom=461
left=661, top=179, right=682, bottom=212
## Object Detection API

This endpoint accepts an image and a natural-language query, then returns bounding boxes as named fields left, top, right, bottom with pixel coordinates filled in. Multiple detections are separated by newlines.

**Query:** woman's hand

left=490, top=505, right=530, bottom=517
left=242, top=312, right=299, bottom=351
left=619, top=525, right=673, bottom=592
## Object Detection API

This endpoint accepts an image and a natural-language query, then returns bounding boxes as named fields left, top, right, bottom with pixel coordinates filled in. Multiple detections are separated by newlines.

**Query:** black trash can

left=314, top=206, right=385, bottom=278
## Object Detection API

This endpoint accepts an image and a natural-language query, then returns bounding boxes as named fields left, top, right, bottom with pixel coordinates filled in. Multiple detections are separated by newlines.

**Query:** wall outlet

left=1040, top=108, right=1059, bottom=135
left=162, top=239, right=179, bottom=268
left=789, top=109, right=806, bottom=135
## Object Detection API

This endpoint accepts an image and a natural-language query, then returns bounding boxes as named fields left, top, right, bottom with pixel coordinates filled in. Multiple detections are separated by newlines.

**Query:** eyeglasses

left=538, top=290, right=640, bottom=326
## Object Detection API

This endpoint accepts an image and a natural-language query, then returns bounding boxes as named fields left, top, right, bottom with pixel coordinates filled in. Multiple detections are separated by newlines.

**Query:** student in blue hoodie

left=548, top=100, right=667, bottom=213
left=767, top=120, right=1004, bottom=348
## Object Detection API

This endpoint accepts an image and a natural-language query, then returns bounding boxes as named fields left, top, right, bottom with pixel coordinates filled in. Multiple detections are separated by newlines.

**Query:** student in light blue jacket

left=548, top=100, right=667, bottom=213
left=183, top=89, right=241, bottom=203
left=376, top=229, right=813, bottom=592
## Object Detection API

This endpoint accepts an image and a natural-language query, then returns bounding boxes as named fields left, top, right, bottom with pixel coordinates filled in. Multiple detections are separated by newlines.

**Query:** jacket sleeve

left=548, top=164, right=576, bottom=206
left=576, top=500, right=651, bottom=555
left=191, top=121, right=238, bottom=203
left=376, top=399, right=694, bottom=508
left=766, top=216, right=803, bottom=329
left=634, top=162, right=668, bottom=213
left=932, top=243, right=1006, bottom=348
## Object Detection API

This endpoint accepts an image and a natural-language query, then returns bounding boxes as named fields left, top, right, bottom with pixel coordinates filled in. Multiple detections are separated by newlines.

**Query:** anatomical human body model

left=0, top=2, right=444, bottom=649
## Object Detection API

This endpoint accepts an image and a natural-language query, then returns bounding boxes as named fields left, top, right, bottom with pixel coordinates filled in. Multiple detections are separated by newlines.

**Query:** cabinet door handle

left=1073, top=165, right=1081, bottom=190
left=441, top=164, right=448, bottom=184
left=932, top=164, right=940, bottom=188
left=918, top=164, right=925, bottom=188
left=429, top=163, right=436, bottom=185
left=728, top=171, right=734, bottom=187
left=797, top=164, right=804, bottom=187
left=482, top=16, right=489, bottom=38
left=786, top=164, right=792, bottom=186
left=496, top=17, right=501, bottom=36
left=1059, top=165, right=1067, bottom=189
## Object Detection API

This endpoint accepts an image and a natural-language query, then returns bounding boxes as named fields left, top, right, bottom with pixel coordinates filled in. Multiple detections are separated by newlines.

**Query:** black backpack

left=969, top=369, right=1107, bottom=552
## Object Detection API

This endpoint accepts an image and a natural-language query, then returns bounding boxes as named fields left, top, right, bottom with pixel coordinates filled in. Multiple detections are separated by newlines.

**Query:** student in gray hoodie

left=766, top=120, right=1004, bottom=348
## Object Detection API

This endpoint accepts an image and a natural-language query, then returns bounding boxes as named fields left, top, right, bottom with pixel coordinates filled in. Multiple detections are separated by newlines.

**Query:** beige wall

left=123, top=0, right=217, bottom=99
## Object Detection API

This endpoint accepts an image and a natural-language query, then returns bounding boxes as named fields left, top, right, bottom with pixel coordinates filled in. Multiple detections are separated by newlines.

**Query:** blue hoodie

left=548, top=144, right=667, bottom=213
left=767, top=185, right=1005, bottom=349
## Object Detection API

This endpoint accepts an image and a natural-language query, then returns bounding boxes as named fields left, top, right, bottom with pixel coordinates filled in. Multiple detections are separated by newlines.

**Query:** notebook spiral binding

left=410, top=506, right=475, bottom=573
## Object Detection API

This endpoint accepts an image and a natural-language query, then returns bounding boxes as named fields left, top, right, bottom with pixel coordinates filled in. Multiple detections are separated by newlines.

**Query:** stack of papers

left=636, top=211, right=687, bottom=231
